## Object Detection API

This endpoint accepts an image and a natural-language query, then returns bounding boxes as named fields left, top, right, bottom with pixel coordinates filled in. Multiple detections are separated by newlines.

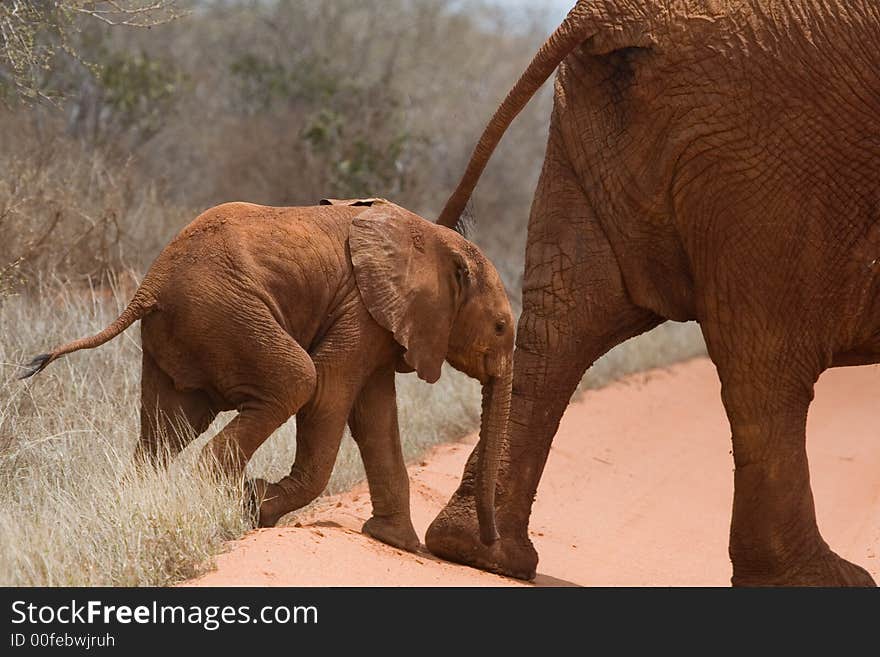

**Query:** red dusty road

left=186, top=358, right=880, bottom=587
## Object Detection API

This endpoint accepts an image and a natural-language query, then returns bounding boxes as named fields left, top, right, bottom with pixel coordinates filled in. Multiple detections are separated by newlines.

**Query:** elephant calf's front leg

left=348, top=365, right=420, bottom=552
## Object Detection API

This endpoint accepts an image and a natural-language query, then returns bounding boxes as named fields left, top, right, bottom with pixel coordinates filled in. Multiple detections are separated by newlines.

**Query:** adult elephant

left=426, top=0, right=880, bottom=586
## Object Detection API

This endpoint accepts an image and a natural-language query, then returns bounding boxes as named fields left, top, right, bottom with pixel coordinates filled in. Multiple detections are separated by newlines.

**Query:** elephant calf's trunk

left=475, top=361, right=512, bottom=545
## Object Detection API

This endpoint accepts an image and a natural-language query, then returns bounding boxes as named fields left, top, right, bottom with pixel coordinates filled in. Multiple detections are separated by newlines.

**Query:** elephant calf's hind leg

left=136, top=350, right=216, bottom=466
left=205, top=326, right=317, bottom=480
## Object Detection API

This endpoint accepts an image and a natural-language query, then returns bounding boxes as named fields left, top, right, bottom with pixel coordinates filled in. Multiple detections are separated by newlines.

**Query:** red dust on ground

left=184, top=359, right=880, bottom=587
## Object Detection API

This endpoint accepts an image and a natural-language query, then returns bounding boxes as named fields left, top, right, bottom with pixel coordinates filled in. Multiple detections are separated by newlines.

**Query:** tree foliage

left=1, top=0, right=553, bottom=291
left=0, top=0, right=180, bottom=103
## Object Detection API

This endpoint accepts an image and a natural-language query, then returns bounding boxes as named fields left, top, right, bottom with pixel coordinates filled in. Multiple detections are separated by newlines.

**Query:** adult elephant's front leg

left=426, top=142, right=660, bottom=579
left=425, top=338, right=592, bottom=578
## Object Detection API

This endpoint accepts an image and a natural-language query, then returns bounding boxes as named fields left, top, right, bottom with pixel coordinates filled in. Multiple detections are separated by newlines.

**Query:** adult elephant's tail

left=437, top=2, right=597, bottom=229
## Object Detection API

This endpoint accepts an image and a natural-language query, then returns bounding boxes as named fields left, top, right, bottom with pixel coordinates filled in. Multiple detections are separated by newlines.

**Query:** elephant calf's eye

left=495, top=321, right=506, bottom=335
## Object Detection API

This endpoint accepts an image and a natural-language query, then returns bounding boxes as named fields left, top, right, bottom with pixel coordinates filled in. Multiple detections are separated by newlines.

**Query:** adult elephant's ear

left=349, top=205, right=456, bottom=384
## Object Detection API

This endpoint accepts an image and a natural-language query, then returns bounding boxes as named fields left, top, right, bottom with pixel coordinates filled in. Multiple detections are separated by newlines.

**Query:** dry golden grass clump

left=0, top=280, right=483, bottom=585
left=0, top=279, right=239, bottom=586
left=0, top=0, right=707, bottom=586
left=0, top=280, right=704, bottom=586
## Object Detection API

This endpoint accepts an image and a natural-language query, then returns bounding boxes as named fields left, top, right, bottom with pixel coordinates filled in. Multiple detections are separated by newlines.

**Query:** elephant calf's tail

left=19, top=289, right=158, bottom=380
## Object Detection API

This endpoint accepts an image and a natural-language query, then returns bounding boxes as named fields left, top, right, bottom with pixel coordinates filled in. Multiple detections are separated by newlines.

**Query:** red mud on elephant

left=425, top=0, right=880, bottom=586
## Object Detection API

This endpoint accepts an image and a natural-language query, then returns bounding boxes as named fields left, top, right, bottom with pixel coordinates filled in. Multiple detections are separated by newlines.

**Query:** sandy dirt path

left=186, top=358, right=879, bottom=587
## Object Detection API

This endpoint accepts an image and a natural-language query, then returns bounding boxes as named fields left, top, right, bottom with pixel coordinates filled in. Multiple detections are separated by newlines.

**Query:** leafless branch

left=69, top=1, right=184, bottom=28
left=0, top=0, right=184, bottom=103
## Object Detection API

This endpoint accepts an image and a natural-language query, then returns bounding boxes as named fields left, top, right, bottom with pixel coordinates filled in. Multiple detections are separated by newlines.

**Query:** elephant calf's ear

left=320, top=198, right=384, bottom=207
left=349, top=208, right=454, bottom=384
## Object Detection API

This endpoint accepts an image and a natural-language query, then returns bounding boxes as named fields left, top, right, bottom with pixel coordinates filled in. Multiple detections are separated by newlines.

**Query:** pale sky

left=493, top=0, right=572, bottom=25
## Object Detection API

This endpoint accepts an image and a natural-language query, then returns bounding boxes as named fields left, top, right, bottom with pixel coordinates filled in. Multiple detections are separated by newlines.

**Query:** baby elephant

left=22, top=198, right=513, bottom=552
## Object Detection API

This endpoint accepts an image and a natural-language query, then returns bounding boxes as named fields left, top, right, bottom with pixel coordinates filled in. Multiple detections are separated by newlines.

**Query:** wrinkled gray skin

left=426, top=0, right=880, bottom=586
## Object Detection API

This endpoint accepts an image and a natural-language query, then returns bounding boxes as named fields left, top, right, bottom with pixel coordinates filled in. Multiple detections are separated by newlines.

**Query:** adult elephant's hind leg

left=709, top=337, right=875, bottom=587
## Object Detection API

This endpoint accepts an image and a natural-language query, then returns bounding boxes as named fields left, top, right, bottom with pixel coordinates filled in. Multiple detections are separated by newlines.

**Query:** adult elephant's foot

left=733, top=548, right=876, bottom=587
left=425, top=492, right=538, bottom=580
left=362, top=514, right=420, bottom=553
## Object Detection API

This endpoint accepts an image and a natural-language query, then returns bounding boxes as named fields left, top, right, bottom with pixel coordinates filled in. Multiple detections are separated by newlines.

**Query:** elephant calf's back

left=138, top=203, right=360, bottom=391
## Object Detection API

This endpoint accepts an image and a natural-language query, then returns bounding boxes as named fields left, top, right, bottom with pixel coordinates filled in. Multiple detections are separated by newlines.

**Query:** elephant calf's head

left=347, top=200, right=513, bottom=545
left=347, top=201, right=513, bottom=384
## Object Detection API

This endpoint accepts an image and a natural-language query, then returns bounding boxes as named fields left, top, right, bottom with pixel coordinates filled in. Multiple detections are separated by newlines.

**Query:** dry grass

left=0, top=116, right=189, bottom=284
left=0, top=278, right=704, bottom=587
left=0, top=279, right=481, bottom=585
left=0, top=0, right=709, bottom=587
left=581, top=322, right=707, bottom=392
left=0, top=277, right=705, bottom=586
left=0, top=278, right=241, bottom=586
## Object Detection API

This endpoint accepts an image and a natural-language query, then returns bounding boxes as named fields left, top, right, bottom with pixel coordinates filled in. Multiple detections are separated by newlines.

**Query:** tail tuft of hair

left=18, top=353, right=53, bottom=380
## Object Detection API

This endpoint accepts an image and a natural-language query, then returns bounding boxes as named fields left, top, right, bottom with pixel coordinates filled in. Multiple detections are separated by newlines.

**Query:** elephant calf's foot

left=248, top=480, right=290, bottom=528
left=733, top=549, right=876, bottom=587
left=362, top=514, right=420, bottom=553
left=241, top=478, right=264, bottom=526
left=425, top=497, right=538, bottom=580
